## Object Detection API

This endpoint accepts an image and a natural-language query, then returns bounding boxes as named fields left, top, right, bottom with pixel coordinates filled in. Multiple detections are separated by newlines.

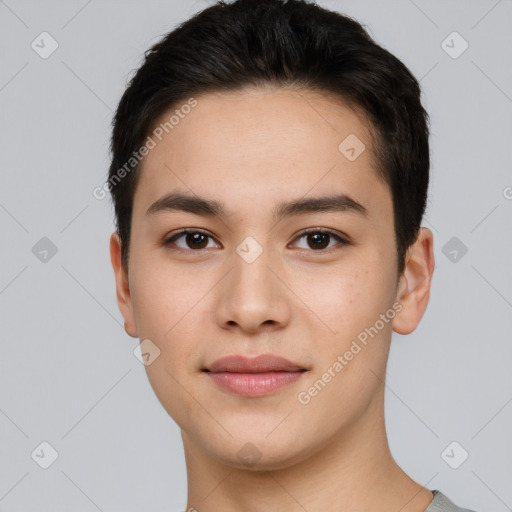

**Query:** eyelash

left=163, top=227, right=350, bottom=253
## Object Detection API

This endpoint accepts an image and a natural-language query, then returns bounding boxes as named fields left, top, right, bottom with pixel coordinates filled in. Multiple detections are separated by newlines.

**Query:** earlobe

left=392, top=227, right=435, bottom=335
left=110, top=232, right=138, bottom=338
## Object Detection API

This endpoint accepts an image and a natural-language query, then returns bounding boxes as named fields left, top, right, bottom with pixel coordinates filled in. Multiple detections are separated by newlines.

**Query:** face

left=111, top=86, right=432, bottom=470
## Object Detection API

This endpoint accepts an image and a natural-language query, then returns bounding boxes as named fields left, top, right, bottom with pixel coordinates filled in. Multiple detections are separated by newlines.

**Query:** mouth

left=202, top=354, right=308, bottom=397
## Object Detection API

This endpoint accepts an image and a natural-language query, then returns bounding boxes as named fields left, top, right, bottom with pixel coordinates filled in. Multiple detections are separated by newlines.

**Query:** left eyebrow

left=145, top=192, right=367, bottom=221
left=273, top=194, right=367, bottom=221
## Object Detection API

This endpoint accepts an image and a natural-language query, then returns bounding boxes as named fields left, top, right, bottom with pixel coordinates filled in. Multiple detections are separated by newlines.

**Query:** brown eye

left=165, top=230, right=220, bottom=250
left=292, top=229, right=349, bottom=251
left=183, top=232, right=209, bottom=249
left=306, top=232, right=330, bottom=250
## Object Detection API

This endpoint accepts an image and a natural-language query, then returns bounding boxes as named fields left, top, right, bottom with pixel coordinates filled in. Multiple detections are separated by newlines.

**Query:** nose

left=214, top=247, right=292, bottom=335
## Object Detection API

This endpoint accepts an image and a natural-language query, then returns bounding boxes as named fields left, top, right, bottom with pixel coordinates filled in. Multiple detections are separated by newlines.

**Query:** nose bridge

left=230, top=239, right=278, bottom=306
left=233, top=245, right=274, bottom=296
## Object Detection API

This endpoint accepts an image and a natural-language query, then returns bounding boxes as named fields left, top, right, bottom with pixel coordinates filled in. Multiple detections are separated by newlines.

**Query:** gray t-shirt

left=424, top=490, right=478, bottom=512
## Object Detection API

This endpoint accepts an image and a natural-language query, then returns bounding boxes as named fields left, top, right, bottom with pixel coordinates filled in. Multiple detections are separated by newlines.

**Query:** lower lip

left=206, top=371, right=305, bottom=397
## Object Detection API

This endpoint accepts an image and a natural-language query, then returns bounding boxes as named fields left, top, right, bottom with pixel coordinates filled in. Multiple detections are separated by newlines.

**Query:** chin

left=200, top=429, right=317, bottom=472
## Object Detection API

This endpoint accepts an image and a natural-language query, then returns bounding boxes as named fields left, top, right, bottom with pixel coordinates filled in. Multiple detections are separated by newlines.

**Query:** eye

left=164, top=229, right=220, bottom=251
left=291, top=228, right=349, bottom=251
left=163, top=228, right=350, bottom=252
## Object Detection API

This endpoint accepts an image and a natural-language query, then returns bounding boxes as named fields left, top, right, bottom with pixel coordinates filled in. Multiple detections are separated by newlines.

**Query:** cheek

left=130, top=252, right=196, bottom=336
left=287, top=259, right=395, bottom=343
left=130, top=262, right=208, bottom=427
left=130, top=249, right=221, bottom=349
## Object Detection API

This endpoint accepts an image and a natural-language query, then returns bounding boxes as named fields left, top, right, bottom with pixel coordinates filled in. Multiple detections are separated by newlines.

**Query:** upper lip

left=204, top=354, right=306, bottom=373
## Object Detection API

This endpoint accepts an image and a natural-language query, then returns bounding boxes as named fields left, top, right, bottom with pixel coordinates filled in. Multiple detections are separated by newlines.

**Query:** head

left=109, top=0, right=434, bottom=470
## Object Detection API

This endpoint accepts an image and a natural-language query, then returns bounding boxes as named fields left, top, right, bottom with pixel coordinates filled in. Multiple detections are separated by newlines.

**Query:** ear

left=392, top=227, right=435, bottom=335
left=110, top=232, right=138, bottom=338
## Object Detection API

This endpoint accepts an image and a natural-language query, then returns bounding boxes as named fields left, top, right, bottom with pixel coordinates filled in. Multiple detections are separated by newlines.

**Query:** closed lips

left=203, top=354, right=307, bottom=373
left=203, top=354, right=308, bottom=397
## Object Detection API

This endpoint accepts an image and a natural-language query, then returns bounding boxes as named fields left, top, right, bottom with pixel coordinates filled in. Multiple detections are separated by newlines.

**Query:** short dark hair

left=108, top=0, right=430, bottom=275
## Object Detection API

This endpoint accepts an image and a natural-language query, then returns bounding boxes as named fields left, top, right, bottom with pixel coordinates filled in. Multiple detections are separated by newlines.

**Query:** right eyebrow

left=146, top=192, right=226, bottom=218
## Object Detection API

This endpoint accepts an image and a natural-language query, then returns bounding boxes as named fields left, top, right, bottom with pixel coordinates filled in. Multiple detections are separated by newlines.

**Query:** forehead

left=133, top=86, right=389, bottom=220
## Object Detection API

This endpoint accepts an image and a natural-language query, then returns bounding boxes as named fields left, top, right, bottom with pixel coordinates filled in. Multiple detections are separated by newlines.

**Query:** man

left=108, top=0, right=478, bottom=510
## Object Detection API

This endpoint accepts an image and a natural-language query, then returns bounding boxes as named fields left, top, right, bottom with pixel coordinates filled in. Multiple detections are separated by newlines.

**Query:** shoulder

left=424, top=490, right=479, bottom=512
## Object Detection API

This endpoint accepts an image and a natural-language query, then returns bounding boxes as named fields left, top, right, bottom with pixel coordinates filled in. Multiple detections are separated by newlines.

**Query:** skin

left=110, top=86, right=435, bottom=511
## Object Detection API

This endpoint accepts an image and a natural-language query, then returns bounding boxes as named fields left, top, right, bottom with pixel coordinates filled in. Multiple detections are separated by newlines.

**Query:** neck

left=182, top=385, right=433, bottom=512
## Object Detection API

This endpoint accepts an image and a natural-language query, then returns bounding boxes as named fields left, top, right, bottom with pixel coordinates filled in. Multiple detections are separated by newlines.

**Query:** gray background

left=1, top=0, right=511, bottom=510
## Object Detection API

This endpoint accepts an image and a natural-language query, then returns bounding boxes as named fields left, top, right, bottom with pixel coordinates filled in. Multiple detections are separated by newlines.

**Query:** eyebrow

left=145, top=192, right=367, bottom=222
